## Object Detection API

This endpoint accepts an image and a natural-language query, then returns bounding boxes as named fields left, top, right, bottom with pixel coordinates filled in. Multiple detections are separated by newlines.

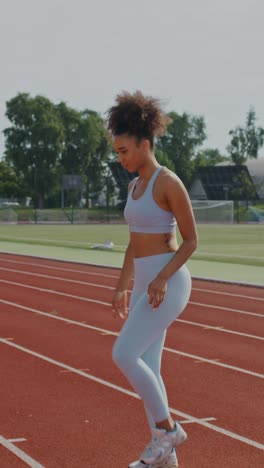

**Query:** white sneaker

left=140, top=422, right=187, bottom=465
left=128, top=448, right=178, bottom=467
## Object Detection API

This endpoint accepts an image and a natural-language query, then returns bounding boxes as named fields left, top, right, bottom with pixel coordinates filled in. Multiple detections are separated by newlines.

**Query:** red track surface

left=0, top=252, right=263, bottom=468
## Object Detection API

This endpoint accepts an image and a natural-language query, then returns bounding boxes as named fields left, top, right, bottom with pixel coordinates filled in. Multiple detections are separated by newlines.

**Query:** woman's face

left=113, top=134, right=148, bottom=173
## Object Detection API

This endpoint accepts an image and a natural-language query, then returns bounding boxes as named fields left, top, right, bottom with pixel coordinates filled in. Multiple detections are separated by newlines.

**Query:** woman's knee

left=112, top=340, right=121, bottom=366
left=112, top=340, right=135, bottom=371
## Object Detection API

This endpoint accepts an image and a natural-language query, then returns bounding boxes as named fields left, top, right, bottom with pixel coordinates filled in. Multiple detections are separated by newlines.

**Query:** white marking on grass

left=1, top=237, right=263, bottom=260
left=0, top=235, right=113, bottom=248
left=0, top=434, right=45, bottom=467
left=194, top=251, right=264, bottom=261
left=0, top=298, right=263, bottom=379
left=0, top=339, right=263, bottom=452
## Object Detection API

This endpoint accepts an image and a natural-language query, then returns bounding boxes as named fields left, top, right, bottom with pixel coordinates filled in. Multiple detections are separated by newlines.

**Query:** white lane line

left=180, top=417, right=216, bottom=424
left=177, top=319, right=264, bottom=341
left=0, top=298, right=263, bottom=379
left=0, top=267, right=114, bottom=290
left=0, top=339, right=263, bottom=452
left=0, top=278, right=263, bottom=321
left=166, top=348, right=264, bottom=379
left=0, top=434, right=45, bottom=467
left=203, top=326, right=224, bottom=330
left=8, top=438, right=27, bottom=443
left=1, top=257, right=263, bottom=300
left=0, top=279, right=109, bottom=307
left=194, top=359, right=221, bottom=364
left=193, top=287, right=264, bottom=302
left=0, top=288, right=264, bottom=341
left=2, top=266, right=264, bottom=305
left=190, top=301, right=263, bottom=318
left=0, top=258, right=119, bottom=278
left=59, top=368, right=90, bottom=373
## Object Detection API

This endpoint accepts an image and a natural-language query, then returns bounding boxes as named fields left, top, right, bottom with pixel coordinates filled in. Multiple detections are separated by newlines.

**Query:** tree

left=155, top=148, right=175, bottom=171
left=4, top=93, right=64, bottom=208
left=227, top=107, right=264, bottom=164
left=230, top=170, right=257, bottom=202
left=57, top=104, right=111, bottom=207
left=0, top=161, right=23, bottom=198
left=80, top=110, right=111, bottom=207
left=56, top=102, right=84, bottom=175
left=157, top=111, right=206, bottom=187
left=194, top=148, right=229, bottom=168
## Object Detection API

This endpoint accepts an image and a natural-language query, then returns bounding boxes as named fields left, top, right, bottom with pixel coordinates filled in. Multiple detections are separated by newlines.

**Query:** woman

left=106, top=91, right=198, bottom=468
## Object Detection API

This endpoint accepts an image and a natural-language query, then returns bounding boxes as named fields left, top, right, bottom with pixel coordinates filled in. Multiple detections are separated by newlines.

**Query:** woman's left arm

left=158, top=175, right=198, bottom=279
left=148, top=175, right=198, bottom=309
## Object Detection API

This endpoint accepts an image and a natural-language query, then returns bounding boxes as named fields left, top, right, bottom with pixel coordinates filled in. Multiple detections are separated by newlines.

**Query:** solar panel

left=198, top=165, right=258, bottom=200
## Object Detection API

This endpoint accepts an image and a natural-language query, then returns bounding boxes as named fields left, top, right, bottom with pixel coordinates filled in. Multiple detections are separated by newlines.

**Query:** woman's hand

left=147, top=275, right=168, bottom=310
left=112, top=290, right=128, bottom=319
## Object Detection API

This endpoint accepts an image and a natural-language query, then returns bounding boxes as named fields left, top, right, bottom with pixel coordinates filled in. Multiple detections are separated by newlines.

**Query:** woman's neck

left=137, top=157, right=160, bottom=181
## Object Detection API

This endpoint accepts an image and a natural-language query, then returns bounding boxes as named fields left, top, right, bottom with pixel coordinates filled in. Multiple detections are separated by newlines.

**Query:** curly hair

left=106, top=90, right=171, bottom=148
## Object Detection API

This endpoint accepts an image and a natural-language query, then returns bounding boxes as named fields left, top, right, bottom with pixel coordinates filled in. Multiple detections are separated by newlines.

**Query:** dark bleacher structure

left=197, top=165, right=259, bottom=200
left=109, top=161, right=259, bottom=203
left=108, top=161, right=137, bottom=185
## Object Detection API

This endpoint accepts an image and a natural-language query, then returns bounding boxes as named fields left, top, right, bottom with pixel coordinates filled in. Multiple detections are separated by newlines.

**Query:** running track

left=0, top=252, right=263, bottom=468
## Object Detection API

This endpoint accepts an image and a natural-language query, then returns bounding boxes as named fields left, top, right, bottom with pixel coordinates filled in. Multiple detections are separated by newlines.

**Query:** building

left=189, top=157, right=264, bottom=200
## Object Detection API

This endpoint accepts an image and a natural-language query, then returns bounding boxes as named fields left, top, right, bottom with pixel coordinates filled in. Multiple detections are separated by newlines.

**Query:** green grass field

left=0, top=223, right=263, bottom=268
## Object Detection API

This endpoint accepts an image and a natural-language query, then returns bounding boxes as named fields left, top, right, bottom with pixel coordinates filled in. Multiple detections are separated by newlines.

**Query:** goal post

left=0, top=208, right=18, bottom=224
left=191, top=200, right=234, bottom=223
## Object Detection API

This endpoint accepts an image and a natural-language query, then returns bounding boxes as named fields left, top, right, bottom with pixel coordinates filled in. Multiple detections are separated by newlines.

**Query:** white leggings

left=112, top=253, right=192, bottom=428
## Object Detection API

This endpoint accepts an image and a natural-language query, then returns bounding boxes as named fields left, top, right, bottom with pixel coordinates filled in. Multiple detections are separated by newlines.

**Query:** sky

left=1, top=0, right=264, bottom=156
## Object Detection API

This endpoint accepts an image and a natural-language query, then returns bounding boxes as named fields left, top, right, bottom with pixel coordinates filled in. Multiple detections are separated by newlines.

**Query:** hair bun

left=106, top=90, right=171, bottom=148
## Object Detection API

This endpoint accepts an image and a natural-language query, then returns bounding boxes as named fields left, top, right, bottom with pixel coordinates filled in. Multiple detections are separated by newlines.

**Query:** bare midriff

left=130, top=231, right=178, bottom=258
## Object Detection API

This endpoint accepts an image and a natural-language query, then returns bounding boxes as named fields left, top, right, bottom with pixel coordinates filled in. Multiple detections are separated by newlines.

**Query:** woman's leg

left=112, top=264, right=191, bottom=424
left=126, top=288, right=169, bottom=430
left=141, top=331, right=168, bottom=430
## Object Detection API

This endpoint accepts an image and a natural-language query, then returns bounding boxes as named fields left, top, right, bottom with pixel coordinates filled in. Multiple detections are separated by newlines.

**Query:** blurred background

left=0, top=0, right=263, bottom=285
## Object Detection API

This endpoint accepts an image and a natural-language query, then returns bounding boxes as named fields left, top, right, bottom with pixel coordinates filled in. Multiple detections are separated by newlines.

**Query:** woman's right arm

left=116, top=240, right=134, bottom=292
left=112, top=241, right=134, bottom=319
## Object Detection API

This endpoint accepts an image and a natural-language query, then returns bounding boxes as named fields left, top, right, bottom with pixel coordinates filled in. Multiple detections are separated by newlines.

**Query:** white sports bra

left=124, top=166, right=176, bottom=234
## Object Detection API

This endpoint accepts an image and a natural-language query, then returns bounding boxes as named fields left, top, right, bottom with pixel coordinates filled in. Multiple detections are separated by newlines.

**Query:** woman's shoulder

left=159, top=167, right=191, bottom=215
left=160, top=167, right=183, bottom=190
